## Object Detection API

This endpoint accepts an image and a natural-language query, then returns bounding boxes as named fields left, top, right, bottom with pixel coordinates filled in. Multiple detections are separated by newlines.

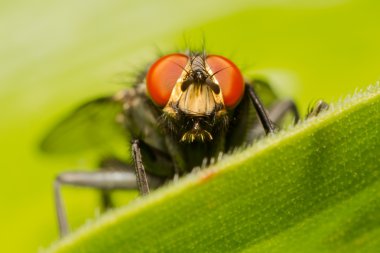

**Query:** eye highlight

left=206, top=55, right=245, bottom=108
left=146, top=54, right=189, bottom=106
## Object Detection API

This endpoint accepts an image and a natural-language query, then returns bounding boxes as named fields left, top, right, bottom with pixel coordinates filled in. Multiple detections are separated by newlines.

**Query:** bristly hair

left=110, top=64, right=145, bottom=88
left=157, top=101, right=230, bottom=143
left=111, top=33, right=209, bottom=88
left=157, top=111, right=178, bottom=137
left=179, top=32, right=208, bottom=58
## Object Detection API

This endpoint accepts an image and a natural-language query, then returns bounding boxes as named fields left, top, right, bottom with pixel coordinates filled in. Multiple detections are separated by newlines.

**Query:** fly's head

left=146, top=52, right=245, bottom=142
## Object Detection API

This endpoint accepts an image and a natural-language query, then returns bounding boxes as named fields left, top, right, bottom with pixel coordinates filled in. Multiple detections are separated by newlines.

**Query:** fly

left=41, top=51, right=302, bottom=237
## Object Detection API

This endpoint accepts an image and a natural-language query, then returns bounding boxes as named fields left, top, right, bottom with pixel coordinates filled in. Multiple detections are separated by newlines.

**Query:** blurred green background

left=1, top=0, right=380, bottom=252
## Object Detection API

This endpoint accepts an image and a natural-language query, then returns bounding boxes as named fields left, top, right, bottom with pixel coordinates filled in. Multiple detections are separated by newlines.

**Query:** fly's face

left=146, top=53, right=245, bottom=142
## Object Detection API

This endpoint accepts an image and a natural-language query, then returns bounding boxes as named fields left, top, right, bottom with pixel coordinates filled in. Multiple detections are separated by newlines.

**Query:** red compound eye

left=146, top=53, right=189, bottom=106
left=206, top=55, right=245, bottom=108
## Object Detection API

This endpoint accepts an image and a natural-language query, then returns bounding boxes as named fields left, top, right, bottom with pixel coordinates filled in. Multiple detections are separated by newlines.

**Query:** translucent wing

left=40, top=96, right=127, bottom=155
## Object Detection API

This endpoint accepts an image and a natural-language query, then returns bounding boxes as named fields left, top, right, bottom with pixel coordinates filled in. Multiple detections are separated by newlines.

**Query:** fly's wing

left=40, top=96, right=127, bottom=156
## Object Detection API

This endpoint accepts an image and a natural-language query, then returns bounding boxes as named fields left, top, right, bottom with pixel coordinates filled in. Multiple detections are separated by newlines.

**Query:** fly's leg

left=98, top=158, right=135, bottom=210
left=268, top=100, right=300, bottom=124
left=100, top=190, right=113, bottom=210
left=307, top=100, right=329, bottom=118
left=54, top=169, right=162, bottom=237
left=245, top=84, right=276, bottom=134
left=131, top=140, right=150, bottom=196
left=55, top=170, right=138, bottom=237
left=248, top=100, right=300, bottom=140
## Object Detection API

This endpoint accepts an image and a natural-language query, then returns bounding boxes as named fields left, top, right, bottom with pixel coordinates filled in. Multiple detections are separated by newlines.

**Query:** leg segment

left=54, top=170, right=161, bottom=237
left=100, top=190, right=114, bottom=210
left=245, top=84, right=275, bottom=134
left=248, top=99, right=300, bottom=140
left=268, top=100, right=300, bottom=124
left=131, top=140, right=150, bottom=196
left=98, top=158, right=135, bottom=210
left=307, top=100, right=329, bottom=118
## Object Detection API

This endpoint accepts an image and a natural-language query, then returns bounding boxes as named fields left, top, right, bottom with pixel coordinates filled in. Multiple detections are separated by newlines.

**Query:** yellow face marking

left=162, top=56, right=227, bottom=142
left=163, top=59, right=226, bottom=117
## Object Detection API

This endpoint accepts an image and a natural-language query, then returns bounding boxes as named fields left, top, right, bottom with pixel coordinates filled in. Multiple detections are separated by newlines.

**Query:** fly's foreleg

left=131, top=140, right=150, bottom=196
left=307, top=100, right=329, bottom=118
left=54, top=170, right=139, bottom=237
left=245, top=84, right=275, bottom=134
left=248, top=100, right=300, bottom=140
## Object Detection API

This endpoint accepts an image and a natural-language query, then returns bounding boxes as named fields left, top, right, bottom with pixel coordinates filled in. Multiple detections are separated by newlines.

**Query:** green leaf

left=47, top=84, right=380, bottom=253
